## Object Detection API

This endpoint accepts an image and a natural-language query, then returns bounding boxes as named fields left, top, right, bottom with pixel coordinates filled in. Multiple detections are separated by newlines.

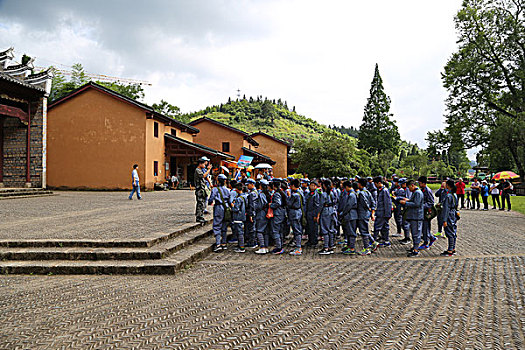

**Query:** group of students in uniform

left=206, top=173, right=460, bottom=258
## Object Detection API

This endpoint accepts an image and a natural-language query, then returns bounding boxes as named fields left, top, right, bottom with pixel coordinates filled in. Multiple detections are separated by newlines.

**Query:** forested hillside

left=181, top=97, right=346, bottom=144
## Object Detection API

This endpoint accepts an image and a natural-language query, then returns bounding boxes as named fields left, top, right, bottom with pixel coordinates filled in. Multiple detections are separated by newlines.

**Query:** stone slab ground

left=0, top=192, right=524, bottom=349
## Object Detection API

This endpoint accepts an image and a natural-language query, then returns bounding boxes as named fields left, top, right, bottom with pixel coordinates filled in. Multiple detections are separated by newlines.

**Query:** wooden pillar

left=0, top=117, right=4, bottom=187
left=25, top=104, right=31, bottom=187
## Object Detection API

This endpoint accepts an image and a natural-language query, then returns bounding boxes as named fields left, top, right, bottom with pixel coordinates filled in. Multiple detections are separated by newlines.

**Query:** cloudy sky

left=0, top=0, right=463, bottom=150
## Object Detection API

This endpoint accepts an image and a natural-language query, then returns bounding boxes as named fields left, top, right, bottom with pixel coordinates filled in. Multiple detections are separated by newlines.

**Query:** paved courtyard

left=0, top=191, right=197, bottom=240
left=0, top=192, right=524, bottom=349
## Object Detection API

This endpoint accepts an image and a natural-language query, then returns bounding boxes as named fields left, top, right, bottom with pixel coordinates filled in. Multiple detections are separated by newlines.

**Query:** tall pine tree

left=358, top=64, right=400, bottom=155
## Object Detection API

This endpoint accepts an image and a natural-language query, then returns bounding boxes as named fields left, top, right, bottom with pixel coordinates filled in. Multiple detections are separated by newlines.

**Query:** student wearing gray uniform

left=255, top=180, right=271, bottom=254
left=440, top=179, right=459, bottom=256
left=288, top=179, right=305, bottom=256
left=269, top=179, right=286, bottom=255
left=399, top=180, right=424, bottom=257
left=318, top=179, right=337, bottom=255
left=244, top=179, right=258, bottom=248
left=339, top=180, right=359, bottom=255
left=373, top=176, right=393, bottom=247
left=356, top=178, right=379, bottom=255
left=418, top=176, right=436, bottom=250
left=305, top=180, right=321, bottom=247
left=390, top=178, right=403, bottom=238
left=395, top=178, right=412, bottom=245
left=231, top=183, right=247, bottom=253
left=209, top=174, right=230, bottom=252
left=434, top=181, right=447, bottom=237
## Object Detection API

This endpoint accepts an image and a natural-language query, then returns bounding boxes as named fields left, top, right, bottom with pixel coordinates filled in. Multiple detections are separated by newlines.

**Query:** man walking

left=195, top=156, right=212, bottom=224
left=128, top=164, right=142, bottom=200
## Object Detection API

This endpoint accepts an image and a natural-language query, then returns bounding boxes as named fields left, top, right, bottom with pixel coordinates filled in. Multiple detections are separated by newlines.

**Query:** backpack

left=218, top=187, right=232, bottom=222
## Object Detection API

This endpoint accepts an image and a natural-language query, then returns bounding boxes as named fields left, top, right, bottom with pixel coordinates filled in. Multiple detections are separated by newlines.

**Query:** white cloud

left=0, top=0, right=463, bottom=149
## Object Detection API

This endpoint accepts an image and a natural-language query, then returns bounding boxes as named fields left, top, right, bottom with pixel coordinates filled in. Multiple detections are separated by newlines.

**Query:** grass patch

left=427, top=183, right=442, bottom=191
left=510, top=196, right=525, bottom=216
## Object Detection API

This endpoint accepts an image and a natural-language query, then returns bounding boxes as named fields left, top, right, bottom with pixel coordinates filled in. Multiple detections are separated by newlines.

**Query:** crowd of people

left=193, top=156, right=461, bottom=258
left=455, top=178, right=513, bottom=211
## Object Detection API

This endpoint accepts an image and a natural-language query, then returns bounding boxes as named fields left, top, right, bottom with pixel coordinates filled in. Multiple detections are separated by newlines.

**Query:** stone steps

left=0, top=188, right=54, bottom=199
left=0, top=226, right=212, bottom=260
left=0, top=240, right=215, bottom=274
left=0, top=221, right=215, bottom=275
left=0, top=221, right=208, bottom=248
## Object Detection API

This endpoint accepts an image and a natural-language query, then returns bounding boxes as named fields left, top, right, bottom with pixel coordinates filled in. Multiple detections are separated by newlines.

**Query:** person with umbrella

left=493, top=171, right=518, bottom=211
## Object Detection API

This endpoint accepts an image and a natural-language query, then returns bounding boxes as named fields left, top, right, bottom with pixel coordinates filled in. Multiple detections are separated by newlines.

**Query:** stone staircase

left=0, top=221, right=214, bottom=275
left=0, top=188, right=55, bottom=199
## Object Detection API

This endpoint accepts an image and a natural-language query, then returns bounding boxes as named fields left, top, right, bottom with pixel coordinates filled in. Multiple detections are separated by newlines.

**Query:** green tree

left=261, top=99, right=276, bottom=124
left=358, top=63, right=400, bottom=155
left=293, top=131, right=364, bottom=177
left=442, top=0, right=524, bottom=180
left=96, top=81, right=144, bottom=100
left=152, top=99, right=187, bottom=123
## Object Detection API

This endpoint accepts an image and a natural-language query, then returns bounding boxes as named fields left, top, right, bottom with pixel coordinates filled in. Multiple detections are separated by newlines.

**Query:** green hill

left=181, top=97, right=352, bottom=144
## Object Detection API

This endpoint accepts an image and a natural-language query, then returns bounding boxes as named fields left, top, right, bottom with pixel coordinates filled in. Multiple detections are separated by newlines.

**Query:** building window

left=154, top=122, right=159, bottom=138
left=222, top=142, right=230, bottom=152
left=154, top=161, right=159, bottom=176
left=171, top=128, right=177, bottom=136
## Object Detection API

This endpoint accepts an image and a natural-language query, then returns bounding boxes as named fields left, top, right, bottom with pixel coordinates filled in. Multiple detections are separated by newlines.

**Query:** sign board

left=237, top=155, right=253, bottom=168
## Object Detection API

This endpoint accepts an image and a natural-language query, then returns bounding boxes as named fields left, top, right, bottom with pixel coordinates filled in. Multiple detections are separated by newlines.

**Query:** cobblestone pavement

left=0, top=204, right=524, bottom=349
left=0, top=190, right=197, bottom=240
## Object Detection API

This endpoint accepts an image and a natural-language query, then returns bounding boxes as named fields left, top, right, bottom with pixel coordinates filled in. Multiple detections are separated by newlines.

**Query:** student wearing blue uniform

left=440, top=179, right=459, bottom=256
left=231, top=183, right=247, bottom=253
left=269, top=179, right=286, bottom=255
left=226, top=180, right=238, bottom=244
left=318, top=179, right=337, bottom=255
left=366, top=177, right=378, bottom=202
left=209, top=174, right=230, bottom=252
left=281, top=181, right=291, bottom=244
left=396, top=178, right=412, bottom=245
left=399, top=180, right=424, bottom=257
left=244, top=179, right=258, bottom=248
left=373, top=176, right=393, bottom=247
left=305, top=180, right=321, bottom=247
left=332, top=178, right=342, bottom=240
left=434, top=181, right=447, bottom=237
left=288, top=179, right=305, bottom=256
left=356, top=178, right=379, bottom=255
left=389, top=178, right=402, bottom=238
left=255, top=180, right=271, bottom=254
left=418, top=176, right=436, bottom=250
left=339, top=180, right=359, bottom=255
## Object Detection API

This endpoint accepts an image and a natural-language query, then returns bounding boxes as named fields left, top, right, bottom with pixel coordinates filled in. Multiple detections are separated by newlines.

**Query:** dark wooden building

left=0, top=48, right=53, bottom=188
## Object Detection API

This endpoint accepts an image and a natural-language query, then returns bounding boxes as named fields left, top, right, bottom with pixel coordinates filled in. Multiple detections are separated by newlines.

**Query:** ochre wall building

left=47, top=82, right=230, bottom=190
left=188, top=118, right=288, bottom=175
left=251, top=132, right=290, bottom=178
